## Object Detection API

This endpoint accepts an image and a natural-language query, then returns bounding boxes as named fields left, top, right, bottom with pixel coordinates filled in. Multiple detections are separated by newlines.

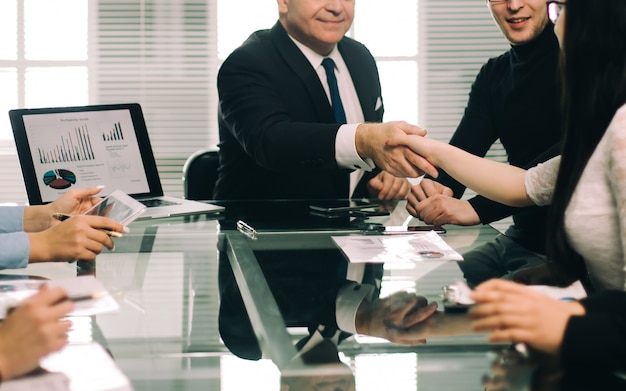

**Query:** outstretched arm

left=387, top=135, right=533, bottom=207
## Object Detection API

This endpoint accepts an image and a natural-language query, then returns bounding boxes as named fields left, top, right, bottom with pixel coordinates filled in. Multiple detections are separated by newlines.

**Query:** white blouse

left=525, top=104, right=626, bottom=291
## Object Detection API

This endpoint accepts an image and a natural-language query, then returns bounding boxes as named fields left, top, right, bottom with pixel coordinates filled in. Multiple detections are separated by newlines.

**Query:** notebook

left=9, top=103, right=224, bottom=219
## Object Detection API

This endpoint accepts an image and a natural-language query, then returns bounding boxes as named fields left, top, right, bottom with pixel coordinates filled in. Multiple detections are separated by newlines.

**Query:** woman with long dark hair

left=387, top=0, right=626, bottom=373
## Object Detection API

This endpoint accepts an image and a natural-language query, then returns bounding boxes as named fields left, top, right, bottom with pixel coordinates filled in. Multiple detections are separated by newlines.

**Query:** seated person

left=215, top=0, right=435, bottom=201
left=1, top=186, right=127, bottom=269
left=384, top=0, right=626, bottom=380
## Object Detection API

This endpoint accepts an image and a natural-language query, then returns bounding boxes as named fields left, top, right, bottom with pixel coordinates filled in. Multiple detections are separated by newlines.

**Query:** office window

left=0, top=0, right=88, bottom=140
left=0, top=0, right=88, bottom=203
left=0, top=0, right=507, bottom=205
left=217, top=0, right=419, bottom=125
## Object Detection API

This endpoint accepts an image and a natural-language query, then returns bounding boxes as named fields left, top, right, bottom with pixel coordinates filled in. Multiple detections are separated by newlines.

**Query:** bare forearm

left=429, top=141, right=532, bottom=207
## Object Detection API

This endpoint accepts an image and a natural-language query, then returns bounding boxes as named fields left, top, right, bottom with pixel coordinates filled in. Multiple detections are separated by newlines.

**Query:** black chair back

left=182, top=148, right=220, bottom=200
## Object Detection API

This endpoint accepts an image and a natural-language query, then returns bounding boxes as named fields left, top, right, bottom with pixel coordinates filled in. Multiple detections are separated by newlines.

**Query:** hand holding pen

left=52, top=212, right=123, bottom=238
left=28, top=214, right=127, bottom=263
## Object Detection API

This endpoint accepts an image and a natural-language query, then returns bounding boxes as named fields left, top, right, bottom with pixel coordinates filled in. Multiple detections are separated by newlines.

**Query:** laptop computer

left=9, top=103, right=224, bottom=219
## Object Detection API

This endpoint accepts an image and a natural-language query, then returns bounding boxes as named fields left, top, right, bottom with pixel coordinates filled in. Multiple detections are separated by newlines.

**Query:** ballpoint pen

left=52, top=213, right=124, bottom=238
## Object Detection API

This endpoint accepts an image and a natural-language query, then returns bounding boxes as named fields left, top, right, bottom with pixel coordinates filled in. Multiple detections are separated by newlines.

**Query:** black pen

left=52, top=213, right=123, bottom=238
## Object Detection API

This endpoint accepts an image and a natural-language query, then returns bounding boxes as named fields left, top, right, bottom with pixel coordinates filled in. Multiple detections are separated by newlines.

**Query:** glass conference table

left=0, top=199, right=605, bottom=390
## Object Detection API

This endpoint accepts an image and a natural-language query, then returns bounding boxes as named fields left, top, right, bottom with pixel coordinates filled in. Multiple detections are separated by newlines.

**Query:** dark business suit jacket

left=214, top=21, right=384, bottom=200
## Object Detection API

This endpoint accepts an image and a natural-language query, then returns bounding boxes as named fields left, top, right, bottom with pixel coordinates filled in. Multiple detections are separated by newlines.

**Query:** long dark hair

left=546, top=0, right=626, bottom=287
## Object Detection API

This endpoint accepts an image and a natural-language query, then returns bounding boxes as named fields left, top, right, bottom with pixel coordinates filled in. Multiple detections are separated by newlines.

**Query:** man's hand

left=355, top=291, right=438, bottom=344
left=355, top=122, right=438, bottom=178
left=407, top=194, right=480, bottom=226
left=367, top=171, right=411, bottom=200
left=406, top=179, right=480, bottom=225
left=409, top=178, right=453, bottom=201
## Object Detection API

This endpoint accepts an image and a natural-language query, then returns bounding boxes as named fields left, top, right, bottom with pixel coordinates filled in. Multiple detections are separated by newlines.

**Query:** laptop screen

left=10, top=104, right=163, bottom=204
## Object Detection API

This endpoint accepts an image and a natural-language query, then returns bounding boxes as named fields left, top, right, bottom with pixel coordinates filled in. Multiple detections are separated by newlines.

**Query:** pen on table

left=52, top=213, right=123, bottom=238
left=236, top=220, right=257, bottom=240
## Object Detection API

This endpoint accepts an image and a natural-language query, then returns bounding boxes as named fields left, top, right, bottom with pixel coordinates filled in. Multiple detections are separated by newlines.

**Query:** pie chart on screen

left=43, top=169, right=76, bottom=190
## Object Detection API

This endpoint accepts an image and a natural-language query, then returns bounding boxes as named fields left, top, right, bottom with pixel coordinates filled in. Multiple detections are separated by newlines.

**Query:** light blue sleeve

left=0, top=207, right=29, bottom=269
left=0, top=206, right=25, bottom=233
left=0, top=232, right=29, bottom=269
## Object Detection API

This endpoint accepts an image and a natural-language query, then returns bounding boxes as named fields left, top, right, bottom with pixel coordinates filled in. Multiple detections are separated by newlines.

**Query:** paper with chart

left=331, top=231, right=464, bottom=264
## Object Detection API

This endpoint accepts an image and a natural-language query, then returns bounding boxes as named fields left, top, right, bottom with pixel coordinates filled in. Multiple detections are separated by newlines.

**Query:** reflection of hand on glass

left=280, top=339, right=355, bottom=391
left=355, top=291, right=438, bottom=344
left=481, top=347, right=537, bottom=391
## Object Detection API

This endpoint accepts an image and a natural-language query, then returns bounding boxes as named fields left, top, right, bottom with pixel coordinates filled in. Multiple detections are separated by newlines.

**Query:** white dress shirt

left=289, top=37, right=376, bottom=197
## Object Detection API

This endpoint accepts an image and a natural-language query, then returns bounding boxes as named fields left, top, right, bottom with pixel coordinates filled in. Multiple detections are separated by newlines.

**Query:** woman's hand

left=469, top=279, right=586, bottom=355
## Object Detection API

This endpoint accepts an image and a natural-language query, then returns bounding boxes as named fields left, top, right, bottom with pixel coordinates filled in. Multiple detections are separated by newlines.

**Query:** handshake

left=355, top=121, right=439, bottom=179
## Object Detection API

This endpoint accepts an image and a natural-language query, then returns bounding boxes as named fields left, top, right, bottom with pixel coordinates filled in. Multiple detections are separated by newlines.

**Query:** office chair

left=182, top=148, right=220, bottom=200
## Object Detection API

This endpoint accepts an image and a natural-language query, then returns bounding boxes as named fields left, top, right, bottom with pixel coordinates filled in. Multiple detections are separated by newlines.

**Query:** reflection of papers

left=331, top=231, right=463, bottom=264
left=449, top=279, right=587, bottom=306
left=0, top=276, right=119, bottom=319
left=0, top=343, right=132, bottom=391
left=40, top=342, right=133, bottom=391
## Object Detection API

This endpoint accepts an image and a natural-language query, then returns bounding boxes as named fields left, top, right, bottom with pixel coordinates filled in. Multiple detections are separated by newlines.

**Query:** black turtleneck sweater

left=435, top=25, right=562, bottom=255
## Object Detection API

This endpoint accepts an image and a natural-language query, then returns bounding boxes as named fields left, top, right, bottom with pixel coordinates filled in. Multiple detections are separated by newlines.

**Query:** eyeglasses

left=547, top=1, right=566, bottom=24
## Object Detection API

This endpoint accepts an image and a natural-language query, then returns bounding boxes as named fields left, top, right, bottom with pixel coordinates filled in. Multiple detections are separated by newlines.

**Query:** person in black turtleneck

left=406, top=0, right=561, bottom=287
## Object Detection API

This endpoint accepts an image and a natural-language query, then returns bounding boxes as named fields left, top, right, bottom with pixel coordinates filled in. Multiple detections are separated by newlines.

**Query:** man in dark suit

left=215, top=0, right=434, bottom=200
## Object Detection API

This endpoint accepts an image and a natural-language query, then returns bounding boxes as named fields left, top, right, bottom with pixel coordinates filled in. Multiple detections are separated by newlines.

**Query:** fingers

left=399, top=122, right=428, bottom=137
left=410, top=184, right=427, bottom=202
left=404, top=150, right=438, bottom=178
left=385, top=134, right=414, bottom=148
left=32, top=285, right=68, bottom=305
left=71, top=186, right=105, bottom=198
left=372, top=173, right=411, bottom=200
left=42, top=215, right=124, bottom=262
left=18, top=286, right=74, bottom=322
left=403, top=302, right=438, bottom=326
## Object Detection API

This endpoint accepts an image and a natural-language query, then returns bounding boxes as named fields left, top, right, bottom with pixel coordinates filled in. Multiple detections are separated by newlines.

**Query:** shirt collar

left=287, top=34, right=341, bottom=69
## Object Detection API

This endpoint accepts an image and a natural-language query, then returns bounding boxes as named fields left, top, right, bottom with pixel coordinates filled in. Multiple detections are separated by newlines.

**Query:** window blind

left=94, top=0, right=217, bottom=197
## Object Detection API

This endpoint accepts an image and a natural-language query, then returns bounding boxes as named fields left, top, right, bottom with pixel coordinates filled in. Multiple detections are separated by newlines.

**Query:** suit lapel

left=338, top=40, right=379, bottom=122
left=270, top=22, right=334, bottom=122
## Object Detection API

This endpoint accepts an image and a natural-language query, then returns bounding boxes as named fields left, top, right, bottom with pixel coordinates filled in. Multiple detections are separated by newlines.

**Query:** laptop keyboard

left=139, top=198, right=180, bottom=208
